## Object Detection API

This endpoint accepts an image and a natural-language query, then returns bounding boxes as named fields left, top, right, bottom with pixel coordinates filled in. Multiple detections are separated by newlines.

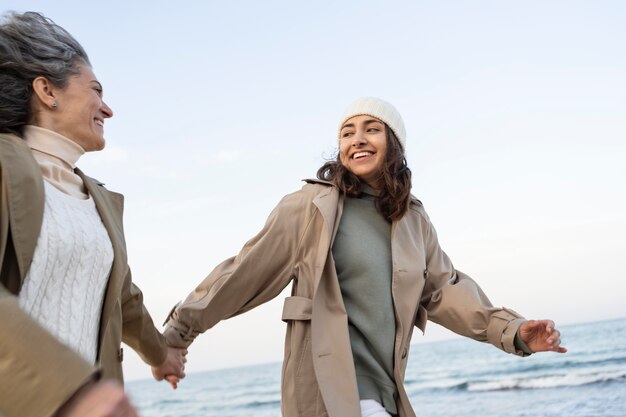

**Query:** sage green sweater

left=332, top=187, right=398, bottom=415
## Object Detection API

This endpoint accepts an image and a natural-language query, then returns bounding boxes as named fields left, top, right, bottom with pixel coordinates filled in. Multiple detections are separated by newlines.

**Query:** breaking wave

left=465, top=368, right=626, bottom=392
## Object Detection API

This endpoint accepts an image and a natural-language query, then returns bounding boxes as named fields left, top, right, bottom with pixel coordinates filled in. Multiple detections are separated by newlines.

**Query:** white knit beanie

left=338, top=97, right=407, bottom=151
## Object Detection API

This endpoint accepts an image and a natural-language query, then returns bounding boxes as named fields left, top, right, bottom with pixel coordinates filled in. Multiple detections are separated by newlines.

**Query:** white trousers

left=360, top=399, right=393, bottom=417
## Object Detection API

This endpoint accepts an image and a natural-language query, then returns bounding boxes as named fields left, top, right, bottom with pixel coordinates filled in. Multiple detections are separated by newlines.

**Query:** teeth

left=95, top=120, right=103, bottom=127
left=353, top=151, right=372, bottom=159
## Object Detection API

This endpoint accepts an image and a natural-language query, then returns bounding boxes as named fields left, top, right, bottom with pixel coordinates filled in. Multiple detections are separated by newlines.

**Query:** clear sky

left=4, top=1, right=625, bottom=381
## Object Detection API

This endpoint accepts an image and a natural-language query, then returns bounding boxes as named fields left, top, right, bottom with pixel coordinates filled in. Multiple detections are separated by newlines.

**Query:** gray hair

left=0, top=11, right=91, bottom=136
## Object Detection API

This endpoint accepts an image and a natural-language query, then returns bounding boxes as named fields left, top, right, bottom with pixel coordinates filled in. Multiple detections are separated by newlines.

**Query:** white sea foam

left=467, top=368, right=626, bottom=392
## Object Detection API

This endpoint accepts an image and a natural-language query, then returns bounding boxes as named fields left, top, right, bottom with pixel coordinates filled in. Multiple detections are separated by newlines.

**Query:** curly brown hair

left=316, top=126, right=412, bottom=221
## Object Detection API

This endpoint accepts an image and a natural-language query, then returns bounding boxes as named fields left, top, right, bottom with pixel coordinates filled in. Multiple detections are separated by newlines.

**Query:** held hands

left=56, top=380, right=137, bottom=417
left=151, top=345, right=188, bottom=389
left=519, top=319, right=567, bottom=353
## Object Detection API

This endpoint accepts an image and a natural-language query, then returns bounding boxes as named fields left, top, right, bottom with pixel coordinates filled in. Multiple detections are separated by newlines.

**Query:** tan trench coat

left=0, top=133, right=167, bottom=417
left=165, top=179, right=528, bottom=417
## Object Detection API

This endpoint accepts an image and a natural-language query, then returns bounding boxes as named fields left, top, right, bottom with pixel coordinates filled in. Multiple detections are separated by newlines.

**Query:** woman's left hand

left=519, top=319, right=567, bottom=353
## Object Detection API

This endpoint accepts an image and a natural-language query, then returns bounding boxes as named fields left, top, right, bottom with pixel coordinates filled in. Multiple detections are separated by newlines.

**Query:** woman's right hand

left=56, top=380, right=137, bottom=417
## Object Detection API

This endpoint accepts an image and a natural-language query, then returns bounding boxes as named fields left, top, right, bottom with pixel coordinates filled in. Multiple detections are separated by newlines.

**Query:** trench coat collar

left=306, top=179, right=342, bottom=239
left=0, top=134, right=45, bottom=283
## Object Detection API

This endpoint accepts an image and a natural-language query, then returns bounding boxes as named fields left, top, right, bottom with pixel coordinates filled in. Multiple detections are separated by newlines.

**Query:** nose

left=351, top=130, right=367, bottom=146
left=101, top=101, right=114, bottom=118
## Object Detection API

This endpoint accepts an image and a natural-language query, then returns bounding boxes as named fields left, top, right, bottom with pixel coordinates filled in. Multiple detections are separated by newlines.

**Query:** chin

left=85, top=144, right=105, bottom=152
left=90, top=138, right=106, bottom=152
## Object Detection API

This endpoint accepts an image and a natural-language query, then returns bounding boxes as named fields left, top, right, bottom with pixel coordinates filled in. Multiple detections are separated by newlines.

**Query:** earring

left=51, top=101, right=57, bottom=109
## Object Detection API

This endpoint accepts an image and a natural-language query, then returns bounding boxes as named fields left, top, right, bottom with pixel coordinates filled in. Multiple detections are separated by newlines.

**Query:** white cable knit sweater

left=19, top=182, right=113, bottom=364
left=18, top=127, right=114, bottom=364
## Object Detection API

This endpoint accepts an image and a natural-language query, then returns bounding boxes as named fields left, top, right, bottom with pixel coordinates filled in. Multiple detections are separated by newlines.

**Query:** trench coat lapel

left=75, top=168, right=127, bottom=353
left=0, top=134, right=44, bottom=285
left=312, top=185, right=340, bottom=239
left=310, top=185, right=363, bottom=416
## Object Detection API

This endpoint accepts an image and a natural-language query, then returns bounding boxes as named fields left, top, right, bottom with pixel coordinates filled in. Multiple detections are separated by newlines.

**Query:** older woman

left=163, top=97, right=566, bottom=417
left=0, top=11, right=186, bottom=417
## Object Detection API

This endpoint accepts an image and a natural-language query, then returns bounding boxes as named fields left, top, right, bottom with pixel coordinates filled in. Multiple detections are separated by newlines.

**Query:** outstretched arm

left=163, top=188, right=314, bottom=349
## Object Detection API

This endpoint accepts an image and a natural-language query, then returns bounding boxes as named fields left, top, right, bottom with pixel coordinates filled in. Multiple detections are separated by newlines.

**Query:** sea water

left=128, top=318, right=626, bottom=417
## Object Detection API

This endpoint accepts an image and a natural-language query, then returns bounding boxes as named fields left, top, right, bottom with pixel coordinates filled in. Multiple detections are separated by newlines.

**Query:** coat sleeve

left=120, top=266, right=168, bottom=366
left=418, top=210, right=528, bottom=356
left=164, top=189, right=312, bottom=348
left=0, top=284, right=96, bottom=417
left=0, top=166, right=96, bottom=417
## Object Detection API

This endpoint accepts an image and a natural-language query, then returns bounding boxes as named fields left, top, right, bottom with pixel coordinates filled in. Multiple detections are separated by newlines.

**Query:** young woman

left=163, top=97, right=565, bottom=417
left=0, top=12, right=186, bottom=417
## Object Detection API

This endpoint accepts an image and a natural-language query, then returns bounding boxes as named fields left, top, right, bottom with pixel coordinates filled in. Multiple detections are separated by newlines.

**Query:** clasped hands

left=151, top=345, right=188, bottom=389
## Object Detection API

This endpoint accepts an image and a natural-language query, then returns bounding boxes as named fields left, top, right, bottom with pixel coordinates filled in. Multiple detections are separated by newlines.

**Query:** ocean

left=127, top=318, right=626, bottom=417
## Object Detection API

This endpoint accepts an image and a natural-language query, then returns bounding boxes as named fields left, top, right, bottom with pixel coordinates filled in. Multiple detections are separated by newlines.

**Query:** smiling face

left=47, top=63, right=113, bottom=151
left=339, top=115, right=388, bottom=189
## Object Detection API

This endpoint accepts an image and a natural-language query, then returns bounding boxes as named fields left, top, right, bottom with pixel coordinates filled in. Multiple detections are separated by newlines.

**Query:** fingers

left=524, top=319, right=556, bottom=335
left=548, top=339, right=567, bottom=353
left=159, top=346, right=187, bottom=378
left=170, top=361, right=186, bottom=379
left=152, top=346, right=188, bottom=387
left=546, top=328, right=560, bottom=344
left=538, top=320, right=567, bottom=353
left=165, top=375, right=180, bottom=390
left=546, top=329, right=567, bottom=353
left=521, top=318, right=567, bottom=354
left=543, top=319, right=555, bottom=334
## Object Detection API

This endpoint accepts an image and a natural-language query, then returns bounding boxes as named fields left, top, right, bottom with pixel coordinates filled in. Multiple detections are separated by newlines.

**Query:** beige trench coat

left=0, top=133, right=167, bottom=417
left=165, top=179, right=527, bottom=417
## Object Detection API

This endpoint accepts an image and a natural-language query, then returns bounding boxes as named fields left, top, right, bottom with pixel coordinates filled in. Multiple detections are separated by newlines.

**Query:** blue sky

left=5, top=1, right=625, bottom=380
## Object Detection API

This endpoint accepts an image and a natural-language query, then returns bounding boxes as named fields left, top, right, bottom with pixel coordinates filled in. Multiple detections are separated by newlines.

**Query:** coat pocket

left=281, top=296, right=313, bottom=378
left=281, top=296, right=324, bottom=416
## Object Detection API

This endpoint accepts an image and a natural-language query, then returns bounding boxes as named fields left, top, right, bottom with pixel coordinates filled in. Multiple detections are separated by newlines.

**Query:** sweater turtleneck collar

left=23, top=125, right=89, bottom=199
left=23, top=125, right=85, bottom=168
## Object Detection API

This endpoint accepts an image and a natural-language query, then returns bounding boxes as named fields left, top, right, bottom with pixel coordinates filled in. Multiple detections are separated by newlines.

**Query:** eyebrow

left=91, top=80, right=103, bottom=90
left=340, top=119, right=383, bottom=130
